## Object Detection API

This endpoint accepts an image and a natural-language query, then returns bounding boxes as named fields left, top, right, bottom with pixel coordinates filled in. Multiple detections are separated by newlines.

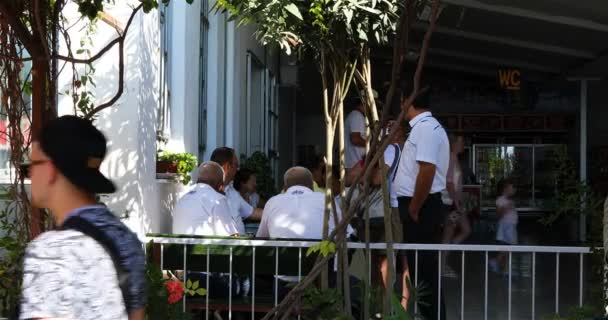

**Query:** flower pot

left=156, top=160, right=178, bottom=174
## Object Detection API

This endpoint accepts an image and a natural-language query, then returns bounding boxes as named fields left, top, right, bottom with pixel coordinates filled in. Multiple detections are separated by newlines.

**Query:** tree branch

left=0, top=54, right=32, bottom=62
left=83, top=4, right=143, bottom=119
left=262, top=1, right=441, bottom=318
left=0, top=2, right=40, bottom=57
left=56, top=36, right=121, bottom=64
left=33, top=0, right=51, bottom=60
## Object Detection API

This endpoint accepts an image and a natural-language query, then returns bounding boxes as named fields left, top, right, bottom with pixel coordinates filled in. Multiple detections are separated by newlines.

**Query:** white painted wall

left=57, top=1, right=174, bottom=238
left=55, top=0, right=284, bottom=238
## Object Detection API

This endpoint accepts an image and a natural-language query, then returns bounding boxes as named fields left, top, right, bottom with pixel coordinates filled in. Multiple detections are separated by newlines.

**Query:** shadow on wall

left=57, top=7, right=188, bottom=237
left=91, top=9, right=157, bottom=238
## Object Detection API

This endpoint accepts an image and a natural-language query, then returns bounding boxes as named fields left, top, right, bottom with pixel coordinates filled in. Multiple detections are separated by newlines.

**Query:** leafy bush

left=158, top=152, right=197, bottom=185
left=242, top=151, right=276, bottom=200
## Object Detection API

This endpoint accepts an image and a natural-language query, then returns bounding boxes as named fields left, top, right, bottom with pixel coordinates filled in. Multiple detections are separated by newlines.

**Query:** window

left=198, top=0, right=209, bottom=160
left=157, top=2, right=171, bottom=139
left=267, top=73, right=279, bottom=183
left=246, top=53, right=265, bottom=156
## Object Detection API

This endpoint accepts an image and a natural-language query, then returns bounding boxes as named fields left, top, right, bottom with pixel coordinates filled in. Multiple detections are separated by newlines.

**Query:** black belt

left=398, top=192, right=442, bottom=200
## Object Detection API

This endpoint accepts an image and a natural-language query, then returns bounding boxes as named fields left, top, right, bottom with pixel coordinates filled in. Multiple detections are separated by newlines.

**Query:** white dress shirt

left=393, top=112, right=449, bottom=197
left=172, top=184, right=239, bottom=236
left=225, top=182, right=254, bottom=234
left=256, top=186, right=336, bottom=239
left=344, top=110, right=368, bottom=169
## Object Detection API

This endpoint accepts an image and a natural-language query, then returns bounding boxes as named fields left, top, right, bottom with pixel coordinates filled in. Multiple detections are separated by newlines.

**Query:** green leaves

left=142, top=0, right=160, bottom=13
left=76, top=0, right=193, bottom=20
left=285, top=3, right=303, bottom=20
left=306, top=240, right=336, bottom=257
left=158, top=151, right=197, bottom=185
left=184, top=279, right=208, bottom=296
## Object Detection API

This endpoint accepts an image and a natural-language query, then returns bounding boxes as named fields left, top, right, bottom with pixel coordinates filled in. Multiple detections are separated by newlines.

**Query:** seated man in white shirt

left=211, top=147, right=263, bottom=235
left=172, top=162, right=247, bottom=299
left=256, top=166, right=329, bottom=239
left=172, top=161, right=239, bottom=236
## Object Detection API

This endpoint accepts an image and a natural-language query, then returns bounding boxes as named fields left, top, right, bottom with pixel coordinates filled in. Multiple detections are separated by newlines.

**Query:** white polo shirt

left=344, top=110, right=369, bottom=169
left=225, top=182, right=254, bottom=234
left=172, top=184, right=239, bottom=236
left=257, top=186, right=335, bottom=239
left=393, top=112, right=449, bottom=197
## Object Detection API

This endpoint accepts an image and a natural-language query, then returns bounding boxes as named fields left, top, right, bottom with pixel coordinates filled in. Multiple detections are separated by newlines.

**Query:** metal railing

left=146, top=236, right=592, bottom=320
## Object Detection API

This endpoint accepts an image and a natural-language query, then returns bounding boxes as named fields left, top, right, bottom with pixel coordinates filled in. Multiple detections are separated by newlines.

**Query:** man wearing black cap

left=19, top=116, right=145, bottom=320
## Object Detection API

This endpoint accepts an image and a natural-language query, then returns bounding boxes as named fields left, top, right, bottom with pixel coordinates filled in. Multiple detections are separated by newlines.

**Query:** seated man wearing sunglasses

left=19, top=116, right=145, bottom=320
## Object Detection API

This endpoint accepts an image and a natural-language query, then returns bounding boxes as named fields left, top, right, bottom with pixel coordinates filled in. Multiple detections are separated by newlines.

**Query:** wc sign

left=498, top=68, right=521, bottom=90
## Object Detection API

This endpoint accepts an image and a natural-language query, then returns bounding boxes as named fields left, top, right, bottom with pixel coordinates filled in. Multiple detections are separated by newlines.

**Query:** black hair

left=233, top=168, right=255, bottom=192
left=400, top=80, right=432, bottom=110
left=302, top=154, right=324, bottom=172
left=210, top=147, right=235, bottom=166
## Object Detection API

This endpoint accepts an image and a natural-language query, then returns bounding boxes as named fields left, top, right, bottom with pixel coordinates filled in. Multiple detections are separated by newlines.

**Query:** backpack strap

left=61, top=216, right=129, bottom=311
left=389, top=143, right=401, bottom=182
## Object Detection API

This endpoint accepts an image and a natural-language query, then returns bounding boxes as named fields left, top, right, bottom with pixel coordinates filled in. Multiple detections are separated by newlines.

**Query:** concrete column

left=580, top=79, right=587, bottom=242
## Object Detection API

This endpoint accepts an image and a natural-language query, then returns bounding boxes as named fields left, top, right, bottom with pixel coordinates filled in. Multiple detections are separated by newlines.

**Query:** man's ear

left=218, top=183, right=225, bottom=193
left=49, top=163, right=59, bottom=185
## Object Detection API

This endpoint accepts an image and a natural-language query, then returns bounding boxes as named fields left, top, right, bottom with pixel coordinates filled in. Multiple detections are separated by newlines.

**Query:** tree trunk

left=320, top=50, right=331, bottom=290
left=337, top=97, right=352, bottom=316
left=30, top=57, right=48, bottom=239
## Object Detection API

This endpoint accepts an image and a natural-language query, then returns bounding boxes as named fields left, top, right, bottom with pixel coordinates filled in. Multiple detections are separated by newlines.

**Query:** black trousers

left=398, top=193, right=446, bottom=320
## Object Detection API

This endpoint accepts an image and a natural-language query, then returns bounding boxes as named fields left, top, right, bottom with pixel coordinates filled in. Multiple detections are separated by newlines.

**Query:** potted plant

left=156, top=151, right=197, bottom=185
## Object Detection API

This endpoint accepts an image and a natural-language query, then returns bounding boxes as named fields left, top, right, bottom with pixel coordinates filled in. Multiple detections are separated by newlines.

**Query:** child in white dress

left=490, top=179, right=518, bottom=274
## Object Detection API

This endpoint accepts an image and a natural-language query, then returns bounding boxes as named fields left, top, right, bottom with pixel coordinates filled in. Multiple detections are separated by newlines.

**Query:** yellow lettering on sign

left=498, top=69, right=521, bottom=90
left=510, top=70, right=521, bottom=88
left=498, top=70, right=510, bottom=88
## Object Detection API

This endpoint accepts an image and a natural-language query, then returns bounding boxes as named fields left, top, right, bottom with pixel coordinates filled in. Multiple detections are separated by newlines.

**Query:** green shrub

left=158, top=152, right=197, bottom=185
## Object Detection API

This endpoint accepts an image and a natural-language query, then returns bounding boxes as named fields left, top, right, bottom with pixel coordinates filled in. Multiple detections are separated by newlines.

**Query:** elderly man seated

left=256, top=166, right=332, bottom=239
left=256, top=167, right=359, bottom=308
left=172, top=162, right=249, bottom=299
left=172, top=161, right=239, bottom=236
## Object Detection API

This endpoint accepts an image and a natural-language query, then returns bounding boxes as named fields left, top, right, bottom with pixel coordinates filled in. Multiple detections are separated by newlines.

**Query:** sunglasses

left=19, top=160, right=49, bottom=178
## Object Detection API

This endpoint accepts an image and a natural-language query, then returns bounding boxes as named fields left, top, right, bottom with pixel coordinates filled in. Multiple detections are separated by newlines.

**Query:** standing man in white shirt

left=393, top=84, right=449, bottom=320
left=172, top=162, right=239, bottom=236
left=345, top=90, right=376, bottom=171
left=210, top=147, right=263, bottom=234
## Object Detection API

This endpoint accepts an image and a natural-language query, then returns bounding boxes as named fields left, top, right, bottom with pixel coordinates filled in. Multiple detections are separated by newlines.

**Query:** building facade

left=52, top=0, right=297, bottom=238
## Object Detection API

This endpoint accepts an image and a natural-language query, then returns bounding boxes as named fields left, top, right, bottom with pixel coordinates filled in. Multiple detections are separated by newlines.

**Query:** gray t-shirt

left=20, top=230, right=127, bottom=320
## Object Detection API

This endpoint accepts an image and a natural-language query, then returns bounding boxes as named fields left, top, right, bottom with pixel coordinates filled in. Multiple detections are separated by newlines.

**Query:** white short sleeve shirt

left=345, top=110, right=368, bottom=169
left=20, top=230, right=128, bottom=320
left=383, top=143, right=401, bottom=208
left=225, top=182, right=254, bottom=234
left=172, top=184, right=239, bottom=236
left=393, top=112, right=450, bottom=197
left=256, top=186, right=344, bottom=239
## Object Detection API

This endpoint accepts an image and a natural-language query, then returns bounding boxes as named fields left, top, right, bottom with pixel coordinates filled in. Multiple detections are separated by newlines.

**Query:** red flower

left=165, top=281, right=184, bottom=304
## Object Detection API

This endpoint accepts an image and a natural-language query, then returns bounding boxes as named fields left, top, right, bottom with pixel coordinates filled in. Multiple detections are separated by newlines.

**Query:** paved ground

left=442, top=250, right=586, bottom=320
left=345, top=216, right=593, bottom=320
left=437, top=216, right=591, bottom=320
